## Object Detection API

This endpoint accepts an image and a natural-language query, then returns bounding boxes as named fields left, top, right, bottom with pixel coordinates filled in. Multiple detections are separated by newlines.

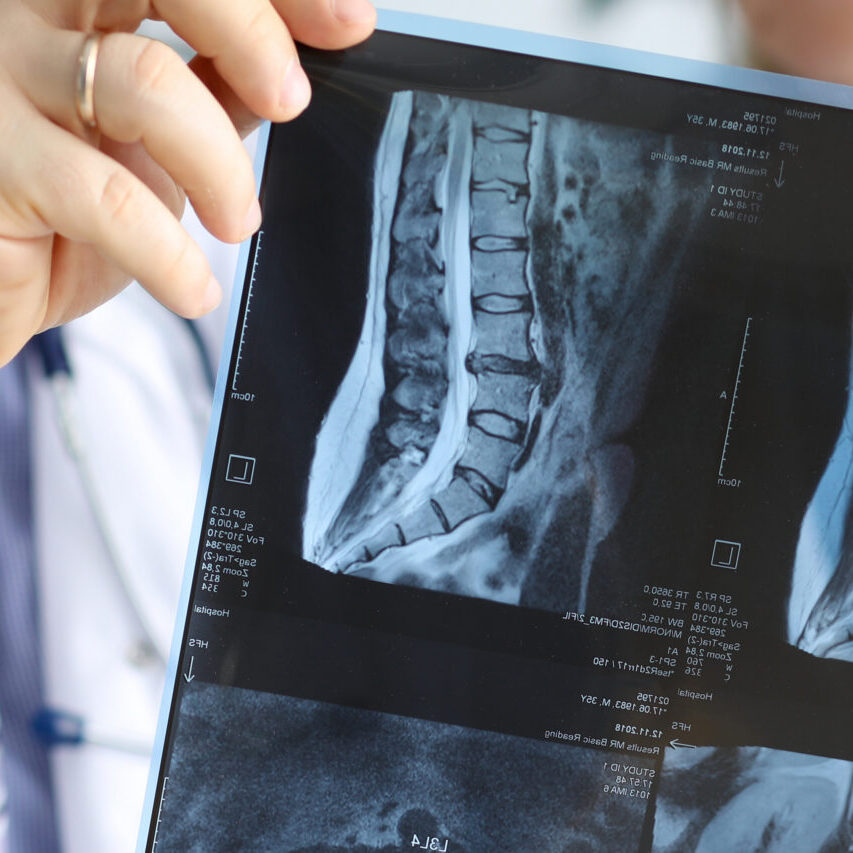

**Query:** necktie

left=0, top=354, right=61, bottom=852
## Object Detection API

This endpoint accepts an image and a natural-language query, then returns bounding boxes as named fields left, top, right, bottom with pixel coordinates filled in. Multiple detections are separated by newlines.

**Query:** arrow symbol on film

left=669, top=738, right=697, bottom=749
left=774, top=161, right=786, bottom=189
left=183, top=655, right=196, bottom=683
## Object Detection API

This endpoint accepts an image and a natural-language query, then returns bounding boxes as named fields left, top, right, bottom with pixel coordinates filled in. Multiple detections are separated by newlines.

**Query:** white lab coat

left=29, top=207, right=239, bottom=853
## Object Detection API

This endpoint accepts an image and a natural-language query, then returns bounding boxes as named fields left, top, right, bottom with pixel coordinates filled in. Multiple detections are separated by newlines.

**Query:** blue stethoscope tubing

left=31, top=321, right=214, bottom=753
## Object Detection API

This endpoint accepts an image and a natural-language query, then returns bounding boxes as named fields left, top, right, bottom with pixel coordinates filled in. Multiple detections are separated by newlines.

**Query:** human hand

left=739, top=0, right=853, bottom=84
left=0, top=0, right=376, bottom=365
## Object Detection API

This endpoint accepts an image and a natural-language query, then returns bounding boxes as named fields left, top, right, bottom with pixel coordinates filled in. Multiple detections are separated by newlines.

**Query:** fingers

left=100, top=137, right=186, bottom=223
left=1, top=106, right=221, bottom=320
left=17, top=29, right=260, bottom=244
left=271, top=0, right=376, bottom=49
left=0, top=0, right=379, bottom=366
left=0, top=232, right=135, bottom=367
left=153, top=0, right=376, bottom=120
left=96, top=34, right=259, bottom=240
left=152, top=0, right=311, bottom=121
left=0, top=235, right=51, bottom=366
left=0, top=145, right=181, bottom=365
left=40, top=237, right=130, bottom=331
left=189, top=55, right=261, bottom=140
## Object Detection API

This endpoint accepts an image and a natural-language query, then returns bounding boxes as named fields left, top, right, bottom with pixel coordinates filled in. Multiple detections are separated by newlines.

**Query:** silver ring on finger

left=75, top=32, right=105, bottom=129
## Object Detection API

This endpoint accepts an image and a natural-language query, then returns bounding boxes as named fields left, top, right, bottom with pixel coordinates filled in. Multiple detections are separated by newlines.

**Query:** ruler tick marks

left=718, top=316, right=752, bottom=479
left=231, top=230, right=263, bottom=394
left=151, top=776, right=169, bottom=850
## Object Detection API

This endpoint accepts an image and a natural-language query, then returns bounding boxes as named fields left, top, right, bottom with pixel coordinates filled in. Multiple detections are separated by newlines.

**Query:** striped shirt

left=0, top=354, right=60, bottom=852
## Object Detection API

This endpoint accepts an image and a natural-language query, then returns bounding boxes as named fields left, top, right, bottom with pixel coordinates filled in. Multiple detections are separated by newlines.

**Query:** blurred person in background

left=0, top=0, right=850, bottom=850
left=740, top=0, right=853, bottom=84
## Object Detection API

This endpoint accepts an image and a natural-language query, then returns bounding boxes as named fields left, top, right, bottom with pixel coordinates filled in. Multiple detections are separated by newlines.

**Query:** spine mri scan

left=304, top=91, right=703, bottom=614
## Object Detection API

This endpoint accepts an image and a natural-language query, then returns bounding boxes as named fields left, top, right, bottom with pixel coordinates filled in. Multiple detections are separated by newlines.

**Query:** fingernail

left=200, top=275, right=223, bottom=314
left=280, top=60, right=311, bottom=113
left=242, top=197, right=262, bottom=237
left=332, top=0, right=375, bottom=23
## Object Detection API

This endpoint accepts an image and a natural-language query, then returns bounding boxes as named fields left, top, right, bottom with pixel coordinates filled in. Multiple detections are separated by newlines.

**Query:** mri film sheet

left=154, top=684, right=653, bottom=852
left=146, top=27, right=853, bottom=853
